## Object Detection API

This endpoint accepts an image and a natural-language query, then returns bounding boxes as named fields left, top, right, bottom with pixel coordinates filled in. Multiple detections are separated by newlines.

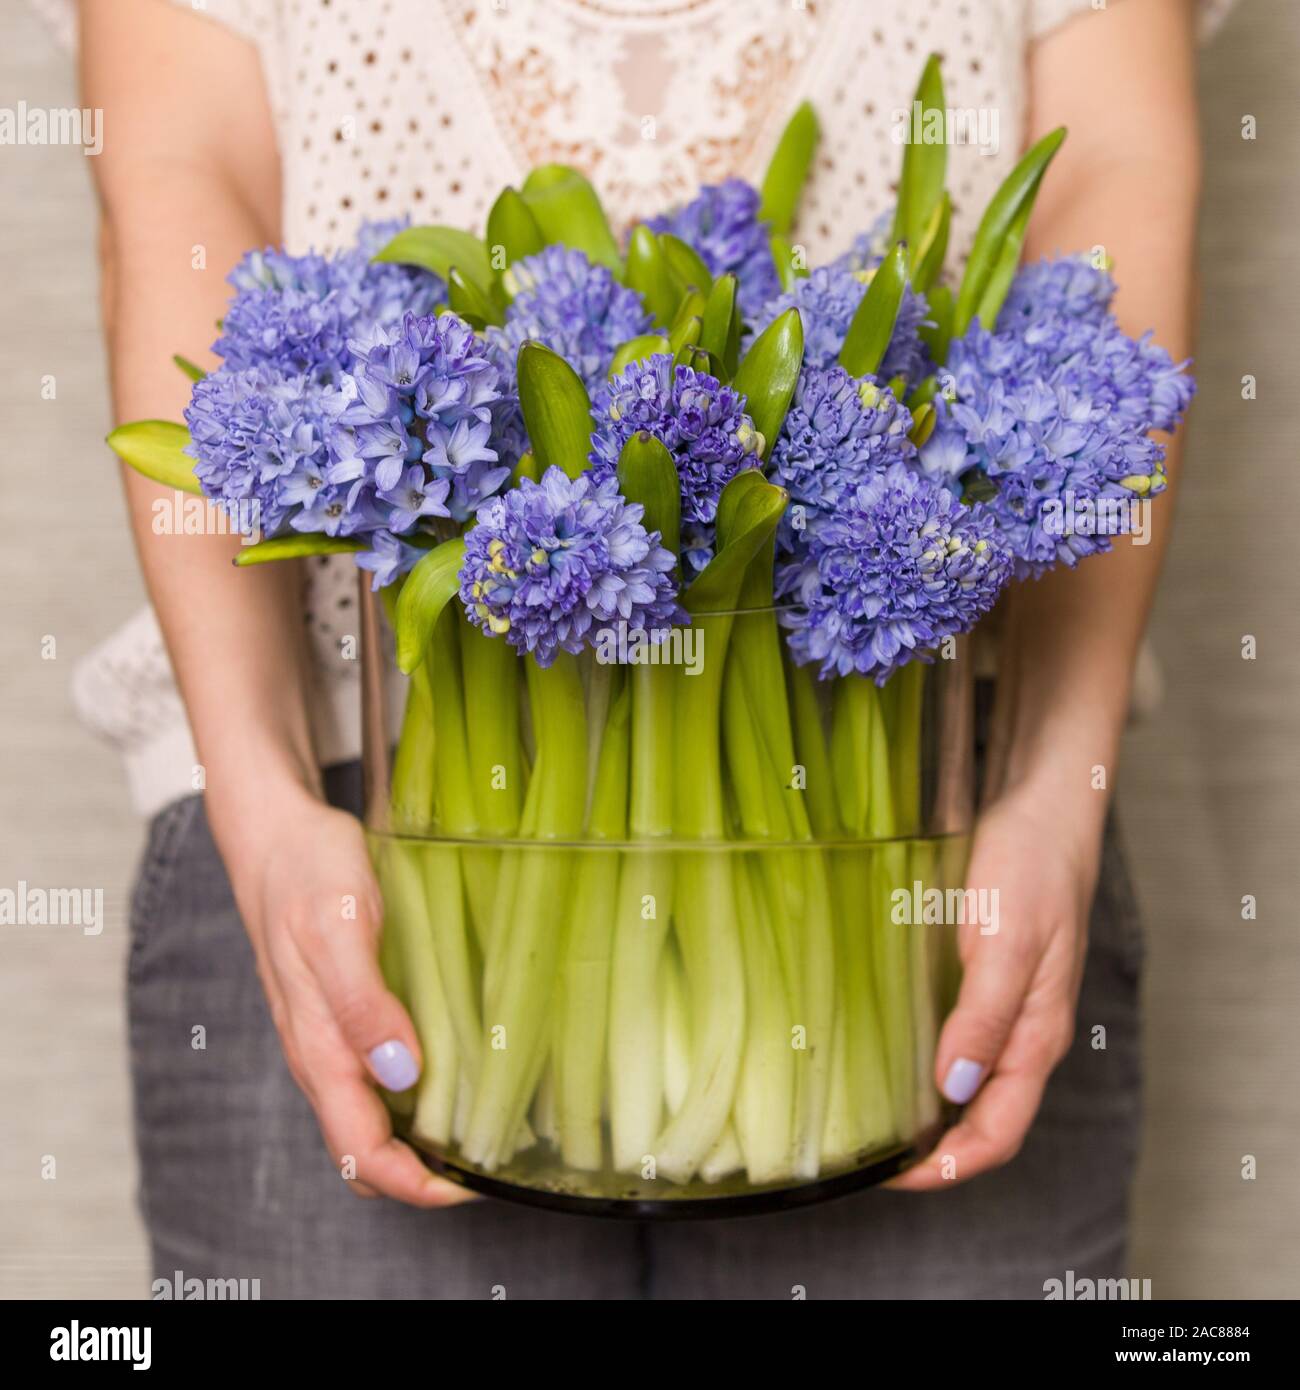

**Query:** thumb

left=933, top=915, right=1035, bottom=1107
left=307, top=875, right=424, bottom=1094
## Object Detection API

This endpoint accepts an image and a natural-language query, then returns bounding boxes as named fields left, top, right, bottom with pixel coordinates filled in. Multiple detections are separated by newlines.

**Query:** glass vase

left=360, top=582, right=973, bottom=1217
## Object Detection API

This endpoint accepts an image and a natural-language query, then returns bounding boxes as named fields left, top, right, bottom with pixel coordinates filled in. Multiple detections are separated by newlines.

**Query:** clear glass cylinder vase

left=360, top=580, right=973, bottom=1217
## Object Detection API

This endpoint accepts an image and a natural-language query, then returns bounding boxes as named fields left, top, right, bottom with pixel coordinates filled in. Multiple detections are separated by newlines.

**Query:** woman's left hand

left=887, top=782, right=1102, bottom=1191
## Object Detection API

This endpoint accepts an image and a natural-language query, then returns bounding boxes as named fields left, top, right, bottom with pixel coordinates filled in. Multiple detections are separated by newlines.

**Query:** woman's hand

left=888, top=782, right=1100, bottom=1191
left=215, top=779, right=473, bottom=1209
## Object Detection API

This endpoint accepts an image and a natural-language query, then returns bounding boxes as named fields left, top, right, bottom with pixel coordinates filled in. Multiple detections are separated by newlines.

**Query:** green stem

left=457, top=618, right=525, bottom=959
left=732, top=854, right=796, bottom=1184
left=555, top=672, right=629, bottom=1171
left=724, top=591, right=834, bottom=1180
left=891, top=663, right=941, bottom=1129
left=862, top=676, right=917, bottom=1137
left=421, top=611, right=483, bottom=1083
left=653, top=616, right=746, bottom=1183
left=462, top=653, right=588, bottom=1171
left=787, top=661, right=840, bottom=839
left=376, top=838, right=459, bottom=1144
left=608, top=662, right=677, bottom=1173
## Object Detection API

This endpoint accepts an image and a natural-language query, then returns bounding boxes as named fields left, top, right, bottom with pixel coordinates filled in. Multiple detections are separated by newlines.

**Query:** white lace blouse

left=34, top=0, right=1233, bottom=817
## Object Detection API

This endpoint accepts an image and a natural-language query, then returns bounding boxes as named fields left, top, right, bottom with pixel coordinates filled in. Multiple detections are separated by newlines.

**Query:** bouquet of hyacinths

left=108, top=57, right=1193, bottom=1206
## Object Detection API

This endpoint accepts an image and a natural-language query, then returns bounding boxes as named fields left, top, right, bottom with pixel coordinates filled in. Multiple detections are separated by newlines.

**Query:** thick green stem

left=653, top=616, right=746, bottom=1183
left=732, top=855, right=796, bottom=1183
left=725, top=593, right=834, bottom=1180
left=458, top=618, right=525, bottom=957
left=608, top=662, right=677, bottom=1172
left=462, top=653, right=588, bottom=1171
left=376, top=838, right=459, bottom=1144
left=555, top=673, right=629, bottom=1170
left=422, top=611, right=484, bottom=1083
left=891, top=663, right=942, bottom=1129
left=861, top=676, right=917, bottom=1136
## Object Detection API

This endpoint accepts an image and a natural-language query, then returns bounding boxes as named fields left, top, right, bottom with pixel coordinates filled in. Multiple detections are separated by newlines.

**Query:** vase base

left=402, top=1115, right=952, bottom=1220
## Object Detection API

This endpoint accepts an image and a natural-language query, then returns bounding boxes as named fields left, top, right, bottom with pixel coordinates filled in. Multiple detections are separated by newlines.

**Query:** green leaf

left=908, top=401, right=937, bottom=449
left=173, top=354, right=205, bottom=382
left=839, top=242, right=908, bottom=379
left=394, top=537, right=468, bottom=674
left=700, top=275, right=740, bottom=379
left=892, top=54, right=947, bottom=250
left=919, top=283, right=953, bottom=365
left=372, top=225, right=492, bottom=297
left=486, top=187, right=546, bottom=287
left=447, top=266, right=502, bottom=328
left=770, top=234, right=800, bottom=293
left=106, top=420, right=201, bottom=494
left=608, top=333, right=671, bottom=378
left=974, top=185, right=1037, bottom=329
left=521, top=164, right=622, bottom=272
left=233, top=534, right=365, bottom=567
left=657, top=233, right=712, bottom=295
left=907, top=374, right=940, bottom=410
left=617, top=432, right=680, bottom=559
left=962, top=472, right=999, bottom=505
left=674, top=345, right=727, bottom=379
left=511, top=451, right=540, bottom=486
left=912, top=190, right=950, bottom=293
left=733, top=306, right=804, bottom=463
left=516, top=341, right=593, bottom=480
left=954, top=125, right=1066, bottom=337
left=625, top=225, right=684, bottom=326
left=759, top=101, right=820, bottom=237
left=668, top=314, right=702, bottom=356
left=668, top=288, right=706, bottom=337
left=684, top=472, right=788, bottom=615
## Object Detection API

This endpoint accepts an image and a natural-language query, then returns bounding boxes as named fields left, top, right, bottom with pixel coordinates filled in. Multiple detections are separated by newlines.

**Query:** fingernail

left=369, top=1040, right=419, bottom=1092
left=941, top=1057, right=985, bottom=1104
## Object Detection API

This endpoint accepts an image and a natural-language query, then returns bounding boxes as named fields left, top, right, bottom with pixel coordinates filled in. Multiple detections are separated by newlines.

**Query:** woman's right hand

left=214, top=779, right=474, bottom=1209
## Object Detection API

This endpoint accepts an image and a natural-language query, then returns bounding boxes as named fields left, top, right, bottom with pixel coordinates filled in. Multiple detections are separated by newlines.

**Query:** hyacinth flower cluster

left=487, top=245, right=653, bottom=395
left=647, top=178, right=783, bottom=321
left=216, top=219, right=445, bottom=382
left=459, top=467, right=680, bottom=667
left=751, top=263, right=933, bottom=392
left=769, top=366, right=1008, bottom=683
left=920, top=255, right=1195, bottom=577
left=589, top=354, right=765, bottom=572
left=782, top=460, right=1010, bottom=682
left=107, top=68, right=1197, bottom=1205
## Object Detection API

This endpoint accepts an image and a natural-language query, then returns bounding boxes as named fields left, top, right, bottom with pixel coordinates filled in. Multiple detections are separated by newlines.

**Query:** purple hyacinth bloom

left=356, top=530, right=427, bottom=590
left=769, top=365, right=915, bottom=552
left=589, top=354, right=764, bottom=571
left=337, top=311, right=511, bottom=532
left=780, top=460, right=1011, bottom=684
left=997, top=254, right=1116, bottom=330
left=488, top=246, right=653, bottom=396
left=216, top=220, right=445, bottom=382
left=920, top=258, right=1195, bottom=578
left=184, top=363, right=353, bottom=540
left=459, top=466, right=682, bottom=667
left=749, top=263, right=932, bottom=390
left=647, top=178, right=782, bottom=321
left=831, top=210, right=898, bottom=277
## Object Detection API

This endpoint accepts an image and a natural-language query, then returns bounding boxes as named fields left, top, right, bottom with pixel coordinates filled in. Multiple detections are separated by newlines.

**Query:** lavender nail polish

left=369, top=1040, right=419, bottom=1092
left=942, top=1057, right=985, bottom=1105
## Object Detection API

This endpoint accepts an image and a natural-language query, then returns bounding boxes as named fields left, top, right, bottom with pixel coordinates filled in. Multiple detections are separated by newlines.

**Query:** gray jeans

left=128, top=763, right=1143, bottom=1299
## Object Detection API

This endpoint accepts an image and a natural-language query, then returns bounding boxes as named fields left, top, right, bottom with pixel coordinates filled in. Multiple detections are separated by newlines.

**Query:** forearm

left=81, top=0, right=319, bottom=856
left=101, top=192, right=322, bottom=846
left=988, top=0, right=1199, bottom=827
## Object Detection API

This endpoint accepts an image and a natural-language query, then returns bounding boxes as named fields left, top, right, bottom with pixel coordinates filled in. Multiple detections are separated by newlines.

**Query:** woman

left=63, top=0, right=1218, bottom=1297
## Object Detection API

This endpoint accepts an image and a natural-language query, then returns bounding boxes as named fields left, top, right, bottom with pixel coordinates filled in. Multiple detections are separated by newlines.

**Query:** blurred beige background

left=2, top=1, right=1296, bottom=1300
